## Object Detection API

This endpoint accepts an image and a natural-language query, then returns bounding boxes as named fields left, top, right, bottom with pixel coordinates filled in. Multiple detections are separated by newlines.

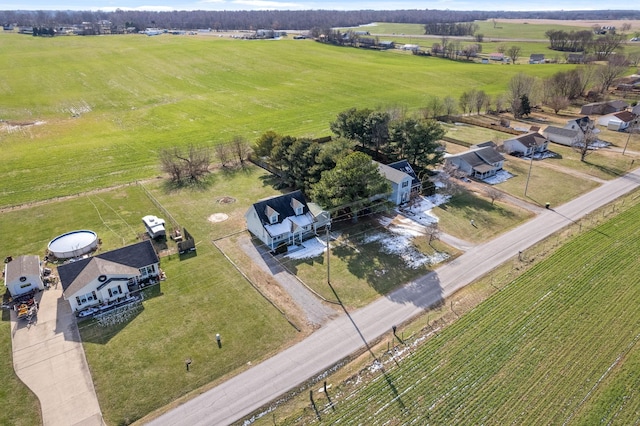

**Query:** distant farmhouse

left=529, top=54, right=545, bottom=64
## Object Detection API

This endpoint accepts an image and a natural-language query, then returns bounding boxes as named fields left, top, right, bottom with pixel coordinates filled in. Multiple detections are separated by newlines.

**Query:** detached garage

left=4, top=255, right=45, bottom=297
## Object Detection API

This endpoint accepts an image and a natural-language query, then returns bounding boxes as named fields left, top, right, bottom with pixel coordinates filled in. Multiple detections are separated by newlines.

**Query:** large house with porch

left=57, top=240, right=160, bottom=313
left=245, top=190, right=330, bottom=252
left=444, top=145, right=505, bottom=179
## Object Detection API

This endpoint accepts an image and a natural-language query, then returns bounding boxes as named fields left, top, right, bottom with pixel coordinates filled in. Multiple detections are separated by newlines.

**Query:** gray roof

left=58, top=240, right=159, bottom=293
left=5, top=255, right=40, bottom=282
left=448, top=146, right=504, bottom=167
left=377, top=162, right=410, bottom=184
left=544, top=126, right=579, bottom=138
left=509, top=132, right=548, bottom=148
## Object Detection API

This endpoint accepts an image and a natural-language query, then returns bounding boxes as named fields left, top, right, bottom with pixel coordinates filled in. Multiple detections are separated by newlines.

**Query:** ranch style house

left=503, top=132, right=549, bottom=157
left=444, top=144, right=505, bottom=179
left=57, top=240, right=160, bottom=313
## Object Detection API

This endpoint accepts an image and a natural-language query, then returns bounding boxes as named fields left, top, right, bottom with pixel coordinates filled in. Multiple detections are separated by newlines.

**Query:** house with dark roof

left=4, top=255, right=45, bottom=297
left=607, top=111, right=637, bottom=131
left=57, top=240, right=160, bottom=313
left=245, top=190, right=329, bottom=252
left=580, top=100, right=629, bottom=115
left=376, top=162, right=413, bottom=205
left=503, top=133, right=549, bottom=157
left=529, top=54, right=545, bottom=64
left=387, top=160, right=422, bottom=195
left=444, top=145, right=505, bottom=179
left=542, top=126, right=581, bottom=146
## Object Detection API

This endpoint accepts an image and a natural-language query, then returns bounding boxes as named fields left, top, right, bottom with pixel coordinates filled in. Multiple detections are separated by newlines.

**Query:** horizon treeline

left=1, top=9, right=639, bottom=32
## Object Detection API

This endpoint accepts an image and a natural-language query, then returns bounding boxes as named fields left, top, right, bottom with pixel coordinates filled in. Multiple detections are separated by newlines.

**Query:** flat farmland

left=297, top=197, right=640, bottom=425
left=0, top=33, right=566, bottom=207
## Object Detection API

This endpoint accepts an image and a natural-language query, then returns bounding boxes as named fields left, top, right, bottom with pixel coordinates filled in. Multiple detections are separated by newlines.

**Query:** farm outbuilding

left=4, top=255, right=45, bottom=297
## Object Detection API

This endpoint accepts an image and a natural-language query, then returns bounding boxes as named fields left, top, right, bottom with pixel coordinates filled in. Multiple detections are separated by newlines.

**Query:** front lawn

left=434, top=190, right=534, bottom=243
left=496, top=156, right=600, bottom=206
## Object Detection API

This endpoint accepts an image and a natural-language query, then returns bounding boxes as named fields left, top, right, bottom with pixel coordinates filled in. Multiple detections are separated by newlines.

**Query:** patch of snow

left=483, top=170, right=514, bottom=185
left=284, top=237, right=327, bottom=260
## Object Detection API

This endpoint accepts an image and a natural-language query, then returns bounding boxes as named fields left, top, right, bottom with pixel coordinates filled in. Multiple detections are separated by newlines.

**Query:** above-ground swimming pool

left=48, top=230, right=98, bottom=259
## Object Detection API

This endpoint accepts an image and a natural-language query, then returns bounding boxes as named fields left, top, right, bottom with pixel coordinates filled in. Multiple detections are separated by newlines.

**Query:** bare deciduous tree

left=572, top=125, right=598, bottom=162
left=507, top=45, right=522, bottom=64
left=509, top=73, right=536, bottom=118
left=425, top=223, right=440, bottom=245
left=485, top=187, right=505, bottom=205
left=596, top=55, right=630, bottom=93
left=443, top=96, right=458, bottom=117
left=160, top=145, right=211, bottom=183
left=214, top=143, right=231, bottom=168
left=231, top=136, right=251, bottom=165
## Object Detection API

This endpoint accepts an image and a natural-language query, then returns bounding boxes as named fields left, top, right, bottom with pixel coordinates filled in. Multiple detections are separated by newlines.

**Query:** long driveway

left=148, top=169, right=640, bottom=426
left=11, top=285, right=104, bottom=426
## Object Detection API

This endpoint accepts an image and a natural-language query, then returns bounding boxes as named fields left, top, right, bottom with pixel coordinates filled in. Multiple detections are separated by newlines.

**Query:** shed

left=4, top=255, right=44, bottom=297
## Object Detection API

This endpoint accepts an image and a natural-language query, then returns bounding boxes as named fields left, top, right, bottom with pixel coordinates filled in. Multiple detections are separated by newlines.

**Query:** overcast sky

left=3, top=0, right=634, bottom=12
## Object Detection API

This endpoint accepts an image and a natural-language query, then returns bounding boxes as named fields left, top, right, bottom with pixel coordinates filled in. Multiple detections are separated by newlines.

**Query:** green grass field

left=289, top=196, right=640, bottom=424
left=2, top=25, right=639, bottom=426
left=0, top=33, right=569, bottom=207
left=0, top=179, right=297, bottom=425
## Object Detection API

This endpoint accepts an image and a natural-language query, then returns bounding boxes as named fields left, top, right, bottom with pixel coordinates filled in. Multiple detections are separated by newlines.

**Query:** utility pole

left=524, top=151, right=534, bottom=197
left=325, top=222, right=330, bottom=287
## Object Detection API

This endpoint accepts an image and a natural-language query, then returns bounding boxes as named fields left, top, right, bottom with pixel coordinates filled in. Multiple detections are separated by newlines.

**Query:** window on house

left=76, top=291, right=98, bottom=306
left=269, top=213, right=278, bottom=224
left=108, top=285, right=123, bottom=298
left=402, top=181, right=409, bottom=188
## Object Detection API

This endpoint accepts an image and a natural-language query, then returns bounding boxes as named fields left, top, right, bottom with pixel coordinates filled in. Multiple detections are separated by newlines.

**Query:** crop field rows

left=303, top=201, right=640, bottom=425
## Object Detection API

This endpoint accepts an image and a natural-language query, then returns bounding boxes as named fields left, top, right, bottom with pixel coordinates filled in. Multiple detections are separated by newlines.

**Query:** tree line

left=424, top=22, right=478, bottom=36
left=545, top=24, right=630, bottom=61
left=159, top=108, right=446, bottom=220
left=2, top=9, right=640, bottom=32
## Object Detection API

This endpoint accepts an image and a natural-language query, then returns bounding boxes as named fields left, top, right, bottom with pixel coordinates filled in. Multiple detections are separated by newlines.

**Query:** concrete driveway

left=10, top=284, right=104, bottom=426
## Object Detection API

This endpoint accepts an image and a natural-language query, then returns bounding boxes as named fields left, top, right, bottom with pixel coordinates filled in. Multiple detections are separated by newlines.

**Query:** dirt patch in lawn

left=216, top=196, right=236, bottom=204
left=208, top=213, right=229, bottom=223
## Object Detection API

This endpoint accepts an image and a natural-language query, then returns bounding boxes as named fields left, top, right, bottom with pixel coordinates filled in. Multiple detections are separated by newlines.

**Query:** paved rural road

left=148, top=169, right=640, bottom=426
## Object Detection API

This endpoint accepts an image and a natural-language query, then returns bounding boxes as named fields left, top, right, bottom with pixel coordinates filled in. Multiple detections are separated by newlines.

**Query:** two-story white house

left=245, top=190, right=330, bottom=252
left=376, top=162, right=413, bottom=205
left=57, top=240, right=160, bottom=313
